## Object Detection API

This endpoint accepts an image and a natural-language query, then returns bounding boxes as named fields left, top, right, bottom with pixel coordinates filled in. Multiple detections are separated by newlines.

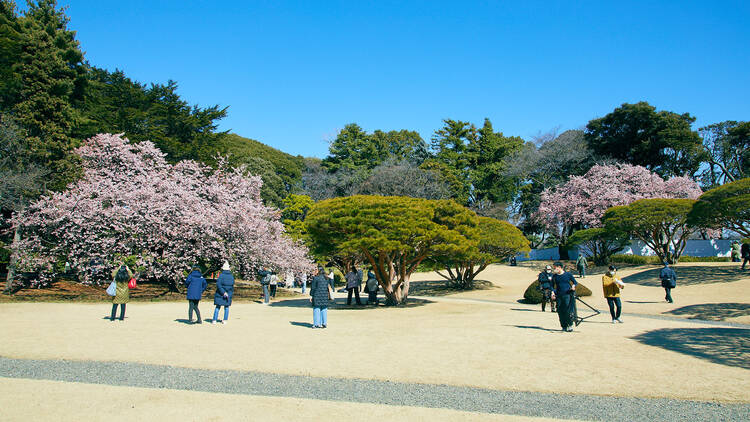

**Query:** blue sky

left=33, top=1, right=750, bottom=157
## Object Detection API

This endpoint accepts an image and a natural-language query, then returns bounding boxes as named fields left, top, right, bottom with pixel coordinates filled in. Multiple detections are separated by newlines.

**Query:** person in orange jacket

left=602, top=265, right=625, bottom=323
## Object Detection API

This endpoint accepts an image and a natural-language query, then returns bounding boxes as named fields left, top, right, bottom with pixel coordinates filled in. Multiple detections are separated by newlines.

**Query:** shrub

left=610, top=254, right=731, bottom=264
left=522, top=280, right=591, bottom=304
left=610, top=255, right=662, bottom=265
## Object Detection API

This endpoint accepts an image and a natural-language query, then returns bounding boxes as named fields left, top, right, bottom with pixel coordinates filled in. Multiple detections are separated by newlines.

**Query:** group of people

left=342, top=265, right=380, bottom=306
left=106, top=261, right=383, bottom=328
left=537, top=262, right=579, bottom=331
left=537, top=260, right=680, bottom=331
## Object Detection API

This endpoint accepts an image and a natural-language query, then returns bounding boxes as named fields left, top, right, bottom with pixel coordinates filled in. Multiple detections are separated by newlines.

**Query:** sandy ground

left=411, top=262, right=750, bottom=324
left=0, top=377, right=568, bottom=422
left=0, top=296, right=748, bottom=402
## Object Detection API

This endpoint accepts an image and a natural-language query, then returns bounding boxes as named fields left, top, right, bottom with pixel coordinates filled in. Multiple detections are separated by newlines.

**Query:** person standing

left=258, top=266, right=272, bottom=305
left=659, top=262, right=677, bottom=303
left=327, top=267, right=335, bottom=291
left=742, top=242, right=750, bottom=270
left=602, top=265, right=625, bottom=323
left=576, top=254, right=588, bottom=278
left=300, top=271, right=307, bottom=294
left=537, top=265, right=556, bottom=312
left=366, top=268, right=378, bottom=305
left=110, top=265, right=132, bottom=321
left=269, top=272, right=278, bottom=299
left=551, top=262, right=577, bottom=332
left=730, top=241, right=741, bottom=263
left=310, top=265, right=333, bottom=328
left=345, top=266, right=362, bottom=305
left=212, top=261, right=234, bottom=324
left=185, top=265, right=207, bottom=324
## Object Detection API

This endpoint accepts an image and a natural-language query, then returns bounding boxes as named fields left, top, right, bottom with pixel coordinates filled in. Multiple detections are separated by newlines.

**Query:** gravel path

left=1, top=357, right=748, bottom=421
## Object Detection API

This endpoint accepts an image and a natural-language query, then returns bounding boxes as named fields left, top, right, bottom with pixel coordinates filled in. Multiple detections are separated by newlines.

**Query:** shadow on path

left=409, top=279, right=494, bottom=297
left=622, top=266, right=744, bottom=287
left=270, top=297, right=432, bottom=309
left=631, top=327, right=750, bottom=369
left=507, top=324, right=563, bottom=333
left=289, top=321, right=313, bottom=328
left=665, top=303, right=750, bottom=321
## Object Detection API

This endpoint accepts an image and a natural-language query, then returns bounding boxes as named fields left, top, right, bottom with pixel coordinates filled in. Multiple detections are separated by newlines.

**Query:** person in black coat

left=742, top=242, right=750, bottom=270
left=537, top=265, right=556, bottom=312
left=551, top=262, right=577, bottom=332
left=659, top=262, right=677, bottom=303
left=212, top=261, right=235, bottom=324
left=185, top=265, right=207, bottom=324
left=310, top=265, right=333, bottom=328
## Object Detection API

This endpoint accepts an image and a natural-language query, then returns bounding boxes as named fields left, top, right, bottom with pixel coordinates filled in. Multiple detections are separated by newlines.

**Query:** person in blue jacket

left=659, top=262, right=677, bottom=303
left=551, top=261, right=578, bottom=332
left=212, top=261, right=235, bottom=324
left=185, top=265, right=207, bottom=324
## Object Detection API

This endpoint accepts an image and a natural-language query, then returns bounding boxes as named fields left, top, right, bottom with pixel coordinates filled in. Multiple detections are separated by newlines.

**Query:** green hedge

left=523, top=280, right=592, bottom=304
left=610, top=254, right=730, bottom=265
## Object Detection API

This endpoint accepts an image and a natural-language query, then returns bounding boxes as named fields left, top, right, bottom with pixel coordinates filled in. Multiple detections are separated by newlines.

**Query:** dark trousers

left=270, top=284, right=277, bottom=298
left=606, top=297, right=622, bottom=320
left=743, top=258, right=749, bottom=269
left=262, top=285, right=269, bottom=303
left=368, top=289, right=377, bottom=305
left=347, top=287, right=361, bottom=305
left=110, top=303, right=126, bottom=321
left=541, top=289, right=556, bottom=312
left=556, top=294, right=574, bottom=329
left=664, top=287, right=673, bottom=303
left=188, top=299, right=201, bottom=322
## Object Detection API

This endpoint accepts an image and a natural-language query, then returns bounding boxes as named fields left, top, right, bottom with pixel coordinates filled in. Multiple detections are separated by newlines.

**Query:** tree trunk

left=3, top=228, right=21, bottom=294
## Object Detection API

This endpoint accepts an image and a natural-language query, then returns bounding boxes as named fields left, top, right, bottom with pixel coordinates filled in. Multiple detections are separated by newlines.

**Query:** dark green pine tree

left=7, top=0, right=86, bottom=190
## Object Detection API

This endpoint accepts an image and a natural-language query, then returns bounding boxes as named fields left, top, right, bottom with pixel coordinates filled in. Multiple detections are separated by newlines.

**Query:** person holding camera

left=537, top=265, right=556, bottom=312
left=551, top=261, right=577, bottom=332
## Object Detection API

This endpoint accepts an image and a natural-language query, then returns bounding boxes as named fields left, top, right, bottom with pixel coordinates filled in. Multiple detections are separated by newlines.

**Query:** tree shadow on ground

left=665, top=303, right=750, bottom=321
left=408, top=279, right=494, bottom=297
left=269, top=297, right=432, bottom=309
left=622, top=266, right=745, bottom=287
left=506, top=324, right=564, bottom=333
left=631, top=327, right=750, bottom=369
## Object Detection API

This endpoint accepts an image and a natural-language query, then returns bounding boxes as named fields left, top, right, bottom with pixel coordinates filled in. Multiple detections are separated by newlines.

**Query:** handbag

left=106, top=281, right=117, bottom=296
left=128, top=277, right=137, bottom=289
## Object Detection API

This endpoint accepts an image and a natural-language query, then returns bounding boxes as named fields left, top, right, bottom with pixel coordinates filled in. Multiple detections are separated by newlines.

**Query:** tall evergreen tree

left=2, top=0, right=86, bottom=190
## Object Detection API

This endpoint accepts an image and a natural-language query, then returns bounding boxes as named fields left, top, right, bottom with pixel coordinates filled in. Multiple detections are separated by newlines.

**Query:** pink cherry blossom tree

left=535, top=164, right=702, bottom=241
left=10, top=133, right=313, bottom=288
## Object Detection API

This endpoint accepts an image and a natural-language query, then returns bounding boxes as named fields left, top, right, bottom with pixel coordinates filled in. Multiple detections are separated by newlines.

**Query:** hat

left=222, top=261, right=230, bottom=271
left=545, top=265, right=552, bottom=270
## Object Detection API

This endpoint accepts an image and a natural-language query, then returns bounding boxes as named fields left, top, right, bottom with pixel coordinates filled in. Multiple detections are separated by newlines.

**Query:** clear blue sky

left=35, top=1, right=750, bottom=157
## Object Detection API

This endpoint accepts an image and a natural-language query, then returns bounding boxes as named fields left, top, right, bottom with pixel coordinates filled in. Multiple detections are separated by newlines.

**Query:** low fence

left=516, top=239, right=735, bottom=262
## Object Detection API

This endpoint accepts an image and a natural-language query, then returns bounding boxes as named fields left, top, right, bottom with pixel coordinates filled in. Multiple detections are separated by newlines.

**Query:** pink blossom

left=12, top=134, right=313, bottom=286
left=535, top=164, right=702, bottom=234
